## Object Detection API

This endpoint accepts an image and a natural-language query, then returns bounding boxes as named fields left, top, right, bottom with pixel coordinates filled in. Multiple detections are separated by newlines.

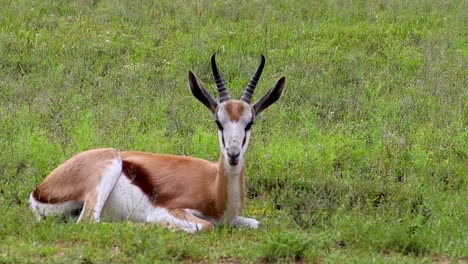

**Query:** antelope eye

left=215, top=120, right=224, bottom=131
left=245, top=121, right=253, bottom=131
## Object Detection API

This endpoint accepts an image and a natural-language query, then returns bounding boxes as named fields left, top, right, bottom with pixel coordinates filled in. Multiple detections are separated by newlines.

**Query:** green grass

left=1, top=0, right=467, bottom=262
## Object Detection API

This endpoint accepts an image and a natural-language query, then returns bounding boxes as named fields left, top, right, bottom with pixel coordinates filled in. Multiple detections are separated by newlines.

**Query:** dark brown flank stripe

left=122, top=160, right=159, bottom=204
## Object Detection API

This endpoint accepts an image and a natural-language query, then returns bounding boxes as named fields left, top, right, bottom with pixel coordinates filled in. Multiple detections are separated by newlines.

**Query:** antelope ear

left=188, top=71, right=218, bottom=115
left=253, top=77, right=286, bottom=117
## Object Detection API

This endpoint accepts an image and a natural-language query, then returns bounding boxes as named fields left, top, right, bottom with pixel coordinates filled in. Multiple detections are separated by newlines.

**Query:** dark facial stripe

left=245, top=121, right=253, bottom=131
left=216, top=120, right=224, bottom=131
left=242, top=121, right=253, bottom=147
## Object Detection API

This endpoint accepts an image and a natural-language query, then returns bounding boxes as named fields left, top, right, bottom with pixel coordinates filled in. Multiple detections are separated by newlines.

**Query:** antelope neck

left=216, top=154, right=245, bottom=224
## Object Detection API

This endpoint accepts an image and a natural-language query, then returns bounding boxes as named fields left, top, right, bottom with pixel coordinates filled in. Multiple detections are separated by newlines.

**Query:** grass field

left=0, top=0, right=467, bottom=262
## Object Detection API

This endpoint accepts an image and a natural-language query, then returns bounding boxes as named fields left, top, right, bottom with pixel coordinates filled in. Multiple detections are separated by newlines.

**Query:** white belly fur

left=102, top=174, right=153, bottom=222
left=102, top=175, right=205, bottom=232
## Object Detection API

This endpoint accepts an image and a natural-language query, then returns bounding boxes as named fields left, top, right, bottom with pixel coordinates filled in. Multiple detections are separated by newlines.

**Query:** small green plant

left=261, top=231, right=311, bottom=262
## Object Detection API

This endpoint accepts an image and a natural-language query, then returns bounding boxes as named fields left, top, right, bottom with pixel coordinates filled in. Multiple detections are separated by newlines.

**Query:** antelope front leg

left=169, top=209, right=215, bottom=233
left=147, top=208, right=214, bottom=233
left=232, top=216, right=259, bottom=229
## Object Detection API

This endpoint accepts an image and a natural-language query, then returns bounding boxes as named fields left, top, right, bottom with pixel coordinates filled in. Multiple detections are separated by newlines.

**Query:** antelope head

left=188, top=54, right=286, bottom=167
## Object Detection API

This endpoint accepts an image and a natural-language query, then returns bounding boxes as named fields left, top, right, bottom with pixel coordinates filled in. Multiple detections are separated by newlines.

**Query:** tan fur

left=32, top=148, right=119, bottom=220
left=32, top=149, right=246, bottom=227
left=119, top=151, right=245, bottom=220
left=225, top=101, right=246, bottom=121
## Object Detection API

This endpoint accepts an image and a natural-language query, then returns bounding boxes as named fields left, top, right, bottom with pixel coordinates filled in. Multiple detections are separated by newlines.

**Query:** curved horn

left=241, top=55, right=265, bottom=104
left=211, top=53, right=230, bottom=102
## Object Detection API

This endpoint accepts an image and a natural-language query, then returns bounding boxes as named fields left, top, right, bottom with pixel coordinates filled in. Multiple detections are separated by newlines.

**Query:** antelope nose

left=227, top=146, right=240, bottom=165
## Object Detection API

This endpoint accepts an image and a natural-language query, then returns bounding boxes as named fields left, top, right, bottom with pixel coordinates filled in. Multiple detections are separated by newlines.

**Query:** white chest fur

left=222, top=166, right=242, bottom=224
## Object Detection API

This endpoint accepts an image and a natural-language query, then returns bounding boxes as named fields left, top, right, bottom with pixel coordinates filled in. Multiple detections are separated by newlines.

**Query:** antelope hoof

left=232, top=216, right=259, bottom=229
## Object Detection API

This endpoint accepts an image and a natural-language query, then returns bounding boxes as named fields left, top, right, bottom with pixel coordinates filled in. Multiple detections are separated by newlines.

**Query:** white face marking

left=216, top=101, right=254, bottom=167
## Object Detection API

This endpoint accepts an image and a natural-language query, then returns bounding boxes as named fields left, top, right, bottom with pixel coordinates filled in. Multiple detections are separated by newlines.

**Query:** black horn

left=241, top=55, right=265, bottom=104
left=211, top=53, right=230, bottom=102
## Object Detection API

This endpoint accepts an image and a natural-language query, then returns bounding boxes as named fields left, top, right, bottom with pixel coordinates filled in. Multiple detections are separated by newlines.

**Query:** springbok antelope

left=29, top=54, right=286, bottom=233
